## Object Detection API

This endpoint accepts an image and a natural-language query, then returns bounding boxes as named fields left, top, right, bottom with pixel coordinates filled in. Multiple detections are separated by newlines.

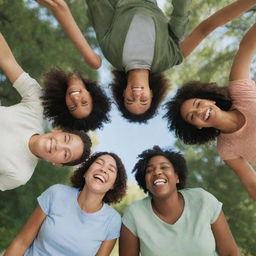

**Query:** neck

left=77, top=187, right=104, bottom=213
left=216, top=109, right=245, bottom=133
left=28, top=134, right=40, bottom=157
left=151, top=191, right=184, bottom=224
left=127, top=69, right=149, bottom=88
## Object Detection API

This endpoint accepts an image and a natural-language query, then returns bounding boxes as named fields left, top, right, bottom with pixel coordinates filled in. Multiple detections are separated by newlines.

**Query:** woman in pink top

left=164, top=23, right=256, bottom=200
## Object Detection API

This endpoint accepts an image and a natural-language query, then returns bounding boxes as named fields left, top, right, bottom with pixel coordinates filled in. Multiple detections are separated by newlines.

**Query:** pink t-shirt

left=217, top=78, right=256, bottom=163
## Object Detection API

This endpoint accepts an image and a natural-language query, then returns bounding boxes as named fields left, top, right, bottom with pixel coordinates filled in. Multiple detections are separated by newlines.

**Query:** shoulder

left=229, top=78, right=256, bottom=95
left=43, top=184, right=77, bottom=198
left=124, top=197, right=149, bottom=215
left=104, top=204, right=121, bottom=220
left=181, top=187, right=220, bottom=203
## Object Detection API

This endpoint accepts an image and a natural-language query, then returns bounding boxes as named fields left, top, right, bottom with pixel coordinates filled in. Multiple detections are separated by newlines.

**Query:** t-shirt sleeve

left=122, top=205, right=138, bottom=237
left=106, top=212, right=122, bottom=240
left=228, top=79, right=256, bottom=104
left=201, top=189, right=222, bottom=224
left=37, top=185, right=58, bottom=215
left=13, top=72, right=42, bottom=103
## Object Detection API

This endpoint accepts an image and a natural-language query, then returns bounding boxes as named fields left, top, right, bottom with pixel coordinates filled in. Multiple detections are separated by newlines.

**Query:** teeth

left=132, top=87, right=143, bottom=91
left=70, top=91, right=80, bottom=96
left=153, top=179, right=167, bottom=185
left=204, top=108, right=211, bottom=121
left=94, top=174, right=105, bottom=183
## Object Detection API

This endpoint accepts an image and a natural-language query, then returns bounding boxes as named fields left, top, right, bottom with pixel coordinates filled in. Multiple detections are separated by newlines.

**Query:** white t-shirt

left=25, top=184, right=121, bottom=256
left=0, top=72, right=44, bottom=191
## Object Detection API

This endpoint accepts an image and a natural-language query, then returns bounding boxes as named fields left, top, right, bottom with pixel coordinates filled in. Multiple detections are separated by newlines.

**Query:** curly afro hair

left=70, top=152, right=127, bottom=204
left=110, top=70, right=169, bottom=123
left=164, top=81, right=232, bottom=144
left=133, top=146, right=188, bottom=194
left=41, top=68, right=111, bottom=132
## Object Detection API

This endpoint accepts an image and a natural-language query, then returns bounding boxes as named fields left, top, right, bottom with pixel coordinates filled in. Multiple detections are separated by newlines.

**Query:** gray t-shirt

left=122, top=13, right=156, bottom=72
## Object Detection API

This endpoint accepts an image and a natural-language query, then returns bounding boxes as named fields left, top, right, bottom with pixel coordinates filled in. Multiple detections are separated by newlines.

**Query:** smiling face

left=180, top=98, right=220, bottom=129
left=123, top=85, right=153, bottom=114
left=65, top=76, right=93, bottom=119
left=84, top=154, right=118, bottom=195
left=32, top=130, right=84, bottom=166
left=145, top=155, right=179, bottom=198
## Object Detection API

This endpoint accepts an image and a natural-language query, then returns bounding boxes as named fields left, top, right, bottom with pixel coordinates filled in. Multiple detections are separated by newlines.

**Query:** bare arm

left=224, top=158, right=256, bottom=200
left=181, top=0, right=256, bottom=57
left=211, top=211, right=240, bottom=256
left=35, top=0, right=102, bottom=69
left=95, top=239, right=117, bottom=256
left=4, top=205, right=46, bottom=256
left=229, top=23, right=256, bottom=81
left=0, top=33, right=23, bottom=83
left=119, top=224, right=140, bottom=256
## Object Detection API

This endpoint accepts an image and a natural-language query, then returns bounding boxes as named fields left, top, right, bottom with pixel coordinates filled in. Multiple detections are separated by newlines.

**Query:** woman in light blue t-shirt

left=120, top=146, right=239, bottom=256
left=4, top=152, right=127, bottom=256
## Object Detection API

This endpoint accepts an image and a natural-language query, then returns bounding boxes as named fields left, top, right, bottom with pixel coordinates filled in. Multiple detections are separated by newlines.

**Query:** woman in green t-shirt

left=34, top=0, right=256, bottom=123
left=120, top=146, right=239, bottom=256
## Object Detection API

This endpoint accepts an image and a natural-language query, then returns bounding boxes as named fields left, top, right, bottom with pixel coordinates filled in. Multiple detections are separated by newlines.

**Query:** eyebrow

left=193, top=99, right=197, bottom=106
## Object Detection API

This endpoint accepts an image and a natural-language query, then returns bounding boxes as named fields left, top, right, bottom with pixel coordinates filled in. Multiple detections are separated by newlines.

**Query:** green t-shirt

left=122, top=188, right=222, bottom=256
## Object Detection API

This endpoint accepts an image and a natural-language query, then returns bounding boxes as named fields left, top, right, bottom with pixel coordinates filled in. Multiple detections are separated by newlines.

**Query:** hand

left=34, top=0, right=67, bottom=11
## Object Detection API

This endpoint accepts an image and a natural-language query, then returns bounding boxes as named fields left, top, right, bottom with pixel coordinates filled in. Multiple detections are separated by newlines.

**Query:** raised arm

left=4, top=205, right=46, bottom=256
left=211, top=211, right=240, bottom=256
left=35, top=0, right=102, bottom=69
left=0, top=33, right=23, bottom=83
left=119, top=224, right=140, bottom=256
left=181, top=0, right=256, bottom=57
left=229, top=23, right=256, bottom=81
left=224, top=158, right=256, bottom=201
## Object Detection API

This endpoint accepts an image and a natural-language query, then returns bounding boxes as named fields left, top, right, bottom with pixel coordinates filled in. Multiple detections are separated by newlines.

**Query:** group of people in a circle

left=2, top=0, right=256, bottom=255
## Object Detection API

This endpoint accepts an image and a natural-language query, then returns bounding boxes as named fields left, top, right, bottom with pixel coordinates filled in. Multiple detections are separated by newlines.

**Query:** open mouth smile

left=69, top=90, right=81, bottom=96
left=93, top=174, right=106, bottom=183
left=153, top=178, right=167, bottom=186
left=203, top=108, right=212, bottom=121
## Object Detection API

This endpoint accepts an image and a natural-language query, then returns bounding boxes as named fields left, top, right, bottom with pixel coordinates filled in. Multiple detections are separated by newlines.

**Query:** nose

left=153, top=167, right=162, bottom=176
left=196, top=108, right=204, bottom=115
left=133, top=90, right=142, bottom=99
left=100, top=166, right=107, bottom=174
left=71, top=93, right=80, bottom=103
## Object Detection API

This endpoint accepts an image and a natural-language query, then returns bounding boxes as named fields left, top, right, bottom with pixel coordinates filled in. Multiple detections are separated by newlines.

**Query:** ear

left=52, top=162, right=63, bottom=167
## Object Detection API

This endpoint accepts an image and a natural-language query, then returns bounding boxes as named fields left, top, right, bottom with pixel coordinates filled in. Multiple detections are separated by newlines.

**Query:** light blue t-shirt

left=25, top=184, right=121, bottom=256
left=122, top=188, right=222, bottom=256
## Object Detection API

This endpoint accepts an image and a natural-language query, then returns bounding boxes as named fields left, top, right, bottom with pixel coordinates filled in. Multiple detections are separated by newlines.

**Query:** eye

left=108, top=168, right=115, bottom=173
left=81, top=101, right=88, bottom=105
left=146, top=168, right=153, bottom=173
left=191, top=114, right=194, bottom=121
left=196, top=101, right=200, bottom=108
left=161, top=165, right=169, bottom=170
